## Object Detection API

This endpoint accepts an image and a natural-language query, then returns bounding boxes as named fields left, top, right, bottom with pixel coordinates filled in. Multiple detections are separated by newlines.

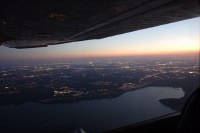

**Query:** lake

left=0, top=86, right=184, bottom=133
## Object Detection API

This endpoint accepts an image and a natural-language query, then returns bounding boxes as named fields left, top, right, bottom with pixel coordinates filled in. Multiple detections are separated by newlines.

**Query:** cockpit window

left=0, top=17, right=199, bottom=133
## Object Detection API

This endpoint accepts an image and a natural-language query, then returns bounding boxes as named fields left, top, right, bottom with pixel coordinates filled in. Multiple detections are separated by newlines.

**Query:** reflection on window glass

left=0, top=17, right=199, bottom=133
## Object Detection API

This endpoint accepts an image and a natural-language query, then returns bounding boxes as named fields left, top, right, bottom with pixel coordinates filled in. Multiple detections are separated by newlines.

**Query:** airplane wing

left=0, top=0, right=199, bottom=48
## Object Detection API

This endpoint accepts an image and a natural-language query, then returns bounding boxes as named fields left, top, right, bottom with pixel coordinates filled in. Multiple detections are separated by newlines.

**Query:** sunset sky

left=0, top=17, right=199, bottom=62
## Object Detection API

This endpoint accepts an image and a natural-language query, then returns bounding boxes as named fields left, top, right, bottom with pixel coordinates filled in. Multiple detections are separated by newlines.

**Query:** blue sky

left=0, top=17, right=199, bottom=62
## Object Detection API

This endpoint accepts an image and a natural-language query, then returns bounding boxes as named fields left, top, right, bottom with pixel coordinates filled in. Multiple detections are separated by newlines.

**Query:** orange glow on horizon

left=46, top=50, right=199, bottom=59
left=50, top=40, right=199, bottom=59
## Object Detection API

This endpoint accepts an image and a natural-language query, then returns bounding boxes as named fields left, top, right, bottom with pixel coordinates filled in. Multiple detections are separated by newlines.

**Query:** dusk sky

left=0, top=17, right=199, bottom=62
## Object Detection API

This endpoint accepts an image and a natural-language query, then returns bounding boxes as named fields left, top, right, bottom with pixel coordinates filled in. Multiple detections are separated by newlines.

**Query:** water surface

left=0, top=86, right=184, bottom=133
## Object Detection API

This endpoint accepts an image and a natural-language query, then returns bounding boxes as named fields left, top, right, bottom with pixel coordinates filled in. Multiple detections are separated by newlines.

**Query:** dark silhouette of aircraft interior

left=0, top=0, right=199, bottom=133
